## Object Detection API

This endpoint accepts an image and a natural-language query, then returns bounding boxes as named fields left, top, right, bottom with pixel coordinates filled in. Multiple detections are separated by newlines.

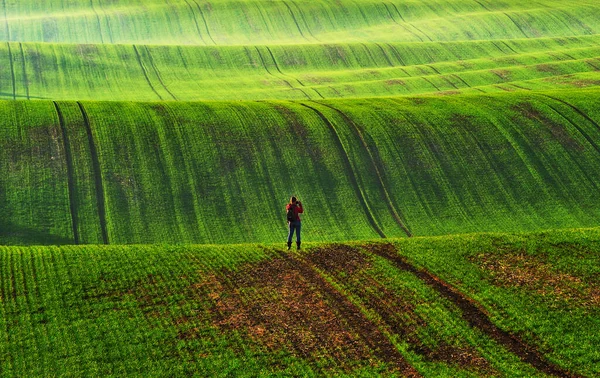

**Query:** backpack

left=286, top=204, right=296, bottom=223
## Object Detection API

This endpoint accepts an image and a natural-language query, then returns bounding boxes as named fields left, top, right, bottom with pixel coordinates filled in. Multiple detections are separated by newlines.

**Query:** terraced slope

left=1, top=228, right=598, bottom=376
left=2, top=90, right=600, bottom=245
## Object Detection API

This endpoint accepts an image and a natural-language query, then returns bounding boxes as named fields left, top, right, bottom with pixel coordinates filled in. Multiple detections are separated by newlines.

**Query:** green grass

left=0, top=37, right=598, bottom=101
left=0, top=228, right=598, bottom=376
left=2, top=90, right=600, bottom=245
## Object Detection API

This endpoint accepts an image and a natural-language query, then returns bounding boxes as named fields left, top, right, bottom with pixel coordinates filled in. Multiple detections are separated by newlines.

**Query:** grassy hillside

left=0, top=37, right=598, bottom=101
left=2, top=0, right=600, bottom=45
left=1, top=228, right=598, bottom=376
left=2, top=90, right=600, bottom=245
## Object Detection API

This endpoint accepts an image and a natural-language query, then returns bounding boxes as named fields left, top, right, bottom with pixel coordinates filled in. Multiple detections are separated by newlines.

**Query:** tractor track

left=6, top=42, right=15, bottom=100
left=366, top=243, right=580, bottom=378
left=300, top=103, right=386, bottom=238
left=77, top=102, right=109, bottom=245
left=314, top=102, right=413, bottom=237
left=133, top=45, right=164, bottom=101
left=276, top=250, right=421, bottom=376
left=53, top=102, right=80, bottom=244
left=18, top=43, right=29, bottom=100
left=143, top=46, right=178, bottom=100
left=191, top=0, right=216, bottom=45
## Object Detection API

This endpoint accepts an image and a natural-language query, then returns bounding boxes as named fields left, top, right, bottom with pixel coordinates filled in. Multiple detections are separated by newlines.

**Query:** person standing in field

left=286, top=196, right=303, bottom=250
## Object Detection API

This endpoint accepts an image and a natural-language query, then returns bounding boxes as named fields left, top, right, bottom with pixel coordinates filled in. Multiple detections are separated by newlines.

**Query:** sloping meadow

left=2, top=90, right=600, bottom=245
left=0, top=228, right=598, bottom=376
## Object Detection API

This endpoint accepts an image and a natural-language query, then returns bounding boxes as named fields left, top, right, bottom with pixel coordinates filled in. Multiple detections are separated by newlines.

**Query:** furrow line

left=144, top=46, right=178, bottom=100
left=191, top=0, right=216, bottom=45
left=1, top=0, right=10, bottom=41
left=290, top=0, right=320, bottom=42
left=255, top=46, right=310, bottom=99
left=53, top=102, right=80, bottom=245
left=89, top=0, right=105, bottom=44
left=389, top=3, right=432, bottom=41
left=425, top=64, right=441, bottom=75
left=279, top=250, right=420, bottom=376
left=6, top=42, right=15, bottom=100
left=472, top=0, right=492, bottom=12
left=541, top=94, right=600, bottom=135
left=375, top=42, right=396, bottom=67
left=265, top=46, right=307, bottom=87
left=316, top=102, right=413, bottom=237
left=182, top=0, right=206, bottom=44
left=97, top=0, right=114, bottom=43
left=18, top=43, right=29, bottom=100
left=452, top=74, right=472, bottom=88
left=384, top=43, right=408, bottom=67
left=300, top=103, right=386, bottom=238
left=503, top=12, right=529, bottom=38
left=501, top=41, right=518, bottom=54
left=282, top=2, right=309, bottom=42
left=367, top=243, right=579, bottom=378
left=383, top=3, right=423, bottom=42
left=422, top=77, right=441, bottom=91
left=133, top=45, right=164, bottom=101
left=77, top=102, right=109, bottom=245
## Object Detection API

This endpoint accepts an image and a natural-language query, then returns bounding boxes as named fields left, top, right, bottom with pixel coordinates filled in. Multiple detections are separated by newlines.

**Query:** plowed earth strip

left=366, top=243, right=579, bottom=378
left=278, top=251, right=421, bottom=377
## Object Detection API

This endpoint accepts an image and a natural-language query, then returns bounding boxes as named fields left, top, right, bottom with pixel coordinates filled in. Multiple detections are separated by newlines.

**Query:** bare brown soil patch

left=385, top=79, right=407, bottom=86
left=535, top=64, right=561, bottom=75
left=491, top=69, right=512, bottom=81
left=511, top=102, right=584, bottom=152
left=188, top=248, right=418, bottom=375
left=472, top=253, right=600, bottom=307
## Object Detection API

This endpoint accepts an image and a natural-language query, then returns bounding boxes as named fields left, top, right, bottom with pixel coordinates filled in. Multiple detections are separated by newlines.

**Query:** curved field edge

left=0, top=227, right=598, bottom=376
left=2, top=89, right=600, bottom=245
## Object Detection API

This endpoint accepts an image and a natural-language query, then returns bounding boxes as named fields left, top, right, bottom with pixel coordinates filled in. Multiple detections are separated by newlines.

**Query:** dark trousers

left=287, top=221, right=301, bottom=243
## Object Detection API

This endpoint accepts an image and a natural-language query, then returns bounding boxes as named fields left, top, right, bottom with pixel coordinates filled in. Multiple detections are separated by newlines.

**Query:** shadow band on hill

left=0, top=221, right=73, bottom=246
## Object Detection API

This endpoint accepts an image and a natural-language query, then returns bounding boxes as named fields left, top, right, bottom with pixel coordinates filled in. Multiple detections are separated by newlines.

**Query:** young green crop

left=0, top=228, right=597, bottom=376
left=1, top=90, right=600, bottom=245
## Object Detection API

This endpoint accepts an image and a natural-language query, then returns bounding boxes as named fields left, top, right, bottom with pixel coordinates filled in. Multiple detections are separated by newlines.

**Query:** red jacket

left=286, top=203, right=304, bottom=222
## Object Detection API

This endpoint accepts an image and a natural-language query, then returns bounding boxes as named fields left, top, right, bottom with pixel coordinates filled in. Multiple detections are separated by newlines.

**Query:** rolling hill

left=1, top=1, right=600, bottom=377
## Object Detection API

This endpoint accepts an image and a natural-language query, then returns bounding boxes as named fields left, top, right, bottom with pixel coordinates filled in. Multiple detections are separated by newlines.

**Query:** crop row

left=1, top=90, right=600, bottom=245
left=0, top=37, right=598, bottom=101
left=1, top=227, right=597, bottom=376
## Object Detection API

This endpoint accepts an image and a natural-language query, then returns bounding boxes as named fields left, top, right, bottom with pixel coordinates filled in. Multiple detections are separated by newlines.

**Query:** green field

left=1, top=228, right=599, bottom=376
left=1, top=0, right=600, bottom=376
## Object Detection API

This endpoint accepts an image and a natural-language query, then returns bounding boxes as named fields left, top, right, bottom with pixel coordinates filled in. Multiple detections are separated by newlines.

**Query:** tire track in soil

left=89, top=0, right=105, bottom=44
left=18, top=43, right=30, bottom=100
left=300, top=103, right=386, bottom=238
left=77, top=102, right=109, bottom=245
left=182, top=0, right=206, bottom=45
left=254, top=46, right=311, bottom=99
left=191, top=0, right=216, bottom=45
left=53, top=102, right=80, bottom=244
left=540, top=94, right=600, bottom=135
left=305, top=244, right=496, bottom=374
left=278, top=250, right=421, bottom=376
left=7, top=42, right=16, bottom=99
left=382, top=3, right=424, bottom=42
left=313, top=102, right=413, bottom=237
left=367, top=243, right=579, bottom=378
left=282, top=2, right=310, bottom=42
left=143, top=46, right=178, bottom=100
left=133, top=45, right=164, bottom=100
